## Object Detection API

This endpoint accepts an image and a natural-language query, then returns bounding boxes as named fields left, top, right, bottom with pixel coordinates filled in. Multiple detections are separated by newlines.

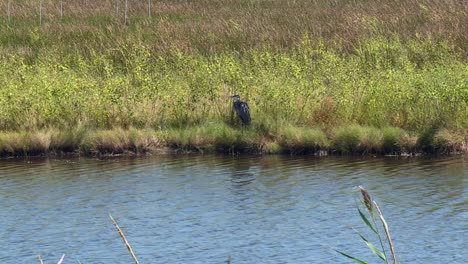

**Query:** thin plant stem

left=148, top=0, right=151, bottom=18
left=7, top=0, right=10, bottom=23
left=39, top=0, right=43, bottom=26
left=360, top=186, right=389, bottom=263
left=124, top=0, right=128, bottom=26
left=109, top=214, right=140, bottom=264
left=116, top=0, right=120, bottom=17
left=57, top=254, right=65, bottom=264
left=370, top=205, right=389, bottom=263
left=374, top=201, right=398, bottom=264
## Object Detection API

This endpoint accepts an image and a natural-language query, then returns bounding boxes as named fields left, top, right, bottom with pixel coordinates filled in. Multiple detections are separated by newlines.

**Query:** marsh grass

left=165, top=121, right=262, bottom=153
left=336, top=186, right=398, bottom=264
left=382, top=127, right=406, bottom=154
left=278, top=126, right=329, bottom=154
left=0, top=0, right=466, bottom=57
left=0, top=41, right=465, bottom=133
left=0, top=0, right=466, bottom=156
left=1, top=124, right=463, bottom=156
left=82, top=127, right=161, bottom=154
left=331, top=124, right=366, bottom=154
left=433, top=129, right=467, bottom=154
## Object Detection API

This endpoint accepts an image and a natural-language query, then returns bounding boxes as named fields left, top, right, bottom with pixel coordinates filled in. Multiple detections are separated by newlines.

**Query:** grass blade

left=335, top=250, right=368, bottom=264
left=359, top=234, right=387, bottom=261
left=358, top=207, right=378, bottom=234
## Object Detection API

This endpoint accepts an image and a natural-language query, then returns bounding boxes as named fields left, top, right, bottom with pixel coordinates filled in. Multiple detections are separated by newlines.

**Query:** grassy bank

left=0, top=124, right=465, bottom=157
left=0, top=0, right=466, bottom=156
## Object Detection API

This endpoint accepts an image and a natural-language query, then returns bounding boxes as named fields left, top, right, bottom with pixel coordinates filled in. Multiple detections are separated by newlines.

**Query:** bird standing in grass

left=230, top=94, right=251, bottom=126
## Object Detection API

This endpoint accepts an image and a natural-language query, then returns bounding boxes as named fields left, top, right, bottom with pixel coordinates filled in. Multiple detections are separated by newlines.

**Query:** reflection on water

left=0, top=155, right=466, bottom=263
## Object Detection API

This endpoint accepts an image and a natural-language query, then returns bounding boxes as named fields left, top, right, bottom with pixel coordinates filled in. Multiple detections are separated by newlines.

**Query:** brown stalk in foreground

left=374, top=201, right=397, bottom=264
left=359, top=185, right=398, bottom=264
left=109, top=214, right=140, bottom=264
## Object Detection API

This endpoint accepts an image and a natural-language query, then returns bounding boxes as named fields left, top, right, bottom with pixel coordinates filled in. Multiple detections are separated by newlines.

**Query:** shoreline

left=1, top=125, right=465, bottom=158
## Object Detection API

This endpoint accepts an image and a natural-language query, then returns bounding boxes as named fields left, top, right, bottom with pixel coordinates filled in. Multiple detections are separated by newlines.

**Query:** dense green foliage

left=0, top=0, right=466, bottom=155
left=0, top=39, right=466, bottom=131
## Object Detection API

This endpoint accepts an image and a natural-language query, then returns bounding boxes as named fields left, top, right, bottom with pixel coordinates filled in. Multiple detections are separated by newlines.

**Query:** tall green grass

left=0, top=0, right=466, bottom=156
left=0, top=39, right=466, bottom=132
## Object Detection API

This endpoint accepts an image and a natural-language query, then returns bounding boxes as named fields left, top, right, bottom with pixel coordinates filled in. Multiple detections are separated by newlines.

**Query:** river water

left=0, top=155, right=466, bottom=263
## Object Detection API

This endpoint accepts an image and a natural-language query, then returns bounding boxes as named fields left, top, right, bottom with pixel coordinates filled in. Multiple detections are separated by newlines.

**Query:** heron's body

left=231, top=95, right=251, bottom=125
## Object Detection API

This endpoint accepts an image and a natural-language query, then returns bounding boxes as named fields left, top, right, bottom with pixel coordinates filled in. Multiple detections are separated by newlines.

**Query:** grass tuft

left=279, top=126, right=329, bottom=154
left=382, top=127, right=406, bottom=154
left=331, top=124, right=365, bottom=154
left=360, top=127, right=384, bottom=154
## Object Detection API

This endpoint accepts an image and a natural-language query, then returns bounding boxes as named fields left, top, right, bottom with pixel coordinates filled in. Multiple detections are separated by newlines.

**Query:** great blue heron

left=230, top=94, right=251, bottom=125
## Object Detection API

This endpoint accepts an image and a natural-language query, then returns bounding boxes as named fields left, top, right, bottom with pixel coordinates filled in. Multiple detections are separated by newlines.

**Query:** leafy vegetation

left=0, top=0, right=466, bottom=156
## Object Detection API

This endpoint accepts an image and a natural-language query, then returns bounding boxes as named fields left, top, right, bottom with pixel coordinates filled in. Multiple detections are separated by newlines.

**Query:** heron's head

left=230, top=94, right=241, bottom=101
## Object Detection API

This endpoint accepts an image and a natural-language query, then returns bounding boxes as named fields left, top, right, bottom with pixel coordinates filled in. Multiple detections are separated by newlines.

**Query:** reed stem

left=7, top=0, right=10, bottom=23
left=148, top=0, right=151, bottom=18
left=124, top=0, right=128, bottom=26
left=57, top=254, right=65, bottom=264
left=374, top=201, right=398, bottom=264
left=39, top=0, right=42, bottom=26
left=109, top=214, right=140, bottom=264
left=116, top=0, right=120, bottom=17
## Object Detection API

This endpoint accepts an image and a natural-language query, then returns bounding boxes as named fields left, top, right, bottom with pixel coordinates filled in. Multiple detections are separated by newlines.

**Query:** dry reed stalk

left=39, top=0, right=42, bottom=26
left=57, top=254, right=65, bottom=264
left=116, top=0, right=120, bottom=17
left=148, top=0, right=151, bottom=18
left=374, top=201, right=398, bottom=264
left=124, top=0, right=128, bottom=26
left=7, top=0, right=10, bottom=23
left=109, top=214, right=140, bottom=264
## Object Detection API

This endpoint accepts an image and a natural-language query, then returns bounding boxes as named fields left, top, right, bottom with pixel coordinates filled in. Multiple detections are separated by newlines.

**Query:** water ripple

left=0, top=156, right=465, bottom=263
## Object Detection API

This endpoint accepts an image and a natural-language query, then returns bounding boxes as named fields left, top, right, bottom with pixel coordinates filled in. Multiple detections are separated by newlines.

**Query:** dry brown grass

left=84, top=128, right=161, bottom=154
left=433, top=129, right=467, bottom=154
left=1, top=0, right=466, bottom=56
